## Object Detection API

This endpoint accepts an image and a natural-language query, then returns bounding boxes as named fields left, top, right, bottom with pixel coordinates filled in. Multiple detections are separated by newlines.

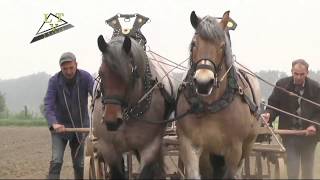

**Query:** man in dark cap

left=44, top=52, right=94, bottom=179
left=262, top=59, right=320, bottom=179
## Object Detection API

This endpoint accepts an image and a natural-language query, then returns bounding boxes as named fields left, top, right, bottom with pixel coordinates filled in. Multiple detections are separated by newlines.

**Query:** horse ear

left=220, top=11, right=230, bottom=30
left=122, top=36, right=131, bottom=54
left=98, top=35, right=108, bottom=53
left=190, top=11, right=200, bottom=29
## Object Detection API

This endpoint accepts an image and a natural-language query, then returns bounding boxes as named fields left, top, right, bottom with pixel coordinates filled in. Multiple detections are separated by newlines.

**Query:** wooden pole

left=64, top=128, right=91, bottom=133
left=257, top=127, right=307, bottom=136
left=274, top=129, right=307, bottom=136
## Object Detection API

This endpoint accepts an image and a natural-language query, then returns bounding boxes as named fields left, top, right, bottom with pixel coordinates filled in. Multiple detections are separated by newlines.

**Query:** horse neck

left=127, top=76, right=145, bottom=105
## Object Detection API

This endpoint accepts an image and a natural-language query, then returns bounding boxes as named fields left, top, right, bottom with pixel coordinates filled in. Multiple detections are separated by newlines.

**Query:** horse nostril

left=105, top=118, right=123, bottom=131
left=106, top=122, right=117, bottom=131
left=209, top=78, right=214, bottom=85
left=116, top=118, right=123, bottom=124
left=193, top=77, right=197, bottom=83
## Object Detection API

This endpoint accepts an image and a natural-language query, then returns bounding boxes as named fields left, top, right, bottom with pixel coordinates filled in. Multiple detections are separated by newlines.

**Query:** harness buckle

left=157, top=82, right=164, bottom=89
left=238, top=87, right=244, bottom=95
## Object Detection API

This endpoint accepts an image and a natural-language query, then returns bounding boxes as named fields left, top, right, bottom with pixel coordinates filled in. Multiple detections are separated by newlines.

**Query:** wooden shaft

left=64, top=128, right=91, bottom=133
left=274, top=129, right=307, bottom=136
left=257, top=127, right=308, bottom=136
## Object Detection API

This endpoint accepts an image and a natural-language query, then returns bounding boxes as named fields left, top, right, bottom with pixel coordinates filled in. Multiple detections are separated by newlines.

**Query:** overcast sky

left=1, top=0, right=320, bottom=80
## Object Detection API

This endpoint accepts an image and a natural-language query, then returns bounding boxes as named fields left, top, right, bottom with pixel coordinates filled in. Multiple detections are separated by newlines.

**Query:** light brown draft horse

left=176, top=11, right=261, bottom=179
left=93, top=35, right=174, bottom=179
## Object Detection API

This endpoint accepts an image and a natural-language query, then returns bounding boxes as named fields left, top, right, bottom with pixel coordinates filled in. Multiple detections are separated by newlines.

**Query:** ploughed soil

left=1, top=127, right=320, bottom=179
left=0, top=127, right=73, bottom=179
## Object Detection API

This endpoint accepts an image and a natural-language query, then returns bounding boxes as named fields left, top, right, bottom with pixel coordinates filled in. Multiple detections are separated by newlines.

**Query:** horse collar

left=183, top=66, right=238, bottom=114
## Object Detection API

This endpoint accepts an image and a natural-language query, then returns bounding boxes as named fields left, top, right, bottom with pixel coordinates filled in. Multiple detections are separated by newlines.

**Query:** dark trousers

left=48, top=132, right=84, bottom=179
left=283, top=136, right=317, bottom=179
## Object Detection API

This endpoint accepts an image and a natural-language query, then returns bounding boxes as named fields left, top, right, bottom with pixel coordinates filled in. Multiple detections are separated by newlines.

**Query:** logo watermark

left=30, top=13, right=74, bottom=43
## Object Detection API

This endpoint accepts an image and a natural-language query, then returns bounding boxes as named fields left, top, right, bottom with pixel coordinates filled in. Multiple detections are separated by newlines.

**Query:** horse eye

left=192, top=42, right=196, bottom=48
left=220, top=42, right=226, bottom=49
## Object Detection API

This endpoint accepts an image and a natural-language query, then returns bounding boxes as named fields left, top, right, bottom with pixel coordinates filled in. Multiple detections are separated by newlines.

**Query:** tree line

left=1, top=70, right=320, bottom=120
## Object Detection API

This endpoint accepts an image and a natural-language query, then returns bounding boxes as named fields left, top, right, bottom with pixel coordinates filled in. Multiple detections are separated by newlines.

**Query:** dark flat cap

left=59, top=52, right=76, bottom=65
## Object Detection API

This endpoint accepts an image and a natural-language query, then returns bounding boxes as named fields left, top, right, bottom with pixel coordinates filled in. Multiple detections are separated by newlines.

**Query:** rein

left=62, top=82, right=86, bottom=158
left=261, top=102, right=320, bottom=127
left=235, top=60, right=320, bottom=109
left=157, top=61, right=237, bottom=124
left=94, top=56, right=190, bottom=124
left=62, top=84, right=84, bottom=141
left=182, top=63, right=238, bottom=114
left=234, top=60, right=320, bottom=127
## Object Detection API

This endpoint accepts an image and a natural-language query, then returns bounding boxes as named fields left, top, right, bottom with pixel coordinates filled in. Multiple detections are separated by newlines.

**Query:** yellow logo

left=30, top=13, right=74, bottom=43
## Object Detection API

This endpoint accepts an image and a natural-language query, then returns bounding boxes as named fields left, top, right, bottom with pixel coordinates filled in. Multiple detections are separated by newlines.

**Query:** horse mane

left=102, top=36, right=147, bottom=84
left=189, top=15, right=233, bottom=68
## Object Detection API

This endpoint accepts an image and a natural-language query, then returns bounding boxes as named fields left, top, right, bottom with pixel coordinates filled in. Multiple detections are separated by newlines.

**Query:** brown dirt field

left=1, top=127, right=320, bottom=179
left=0, top=127, right=73, bottom=179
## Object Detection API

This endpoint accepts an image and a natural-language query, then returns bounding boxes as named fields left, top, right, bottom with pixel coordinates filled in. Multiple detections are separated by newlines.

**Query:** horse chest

left=178, top=114, right=226, bottom=144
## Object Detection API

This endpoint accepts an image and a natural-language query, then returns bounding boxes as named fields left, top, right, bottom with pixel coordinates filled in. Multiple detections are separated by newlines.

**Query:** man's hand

left=305, top=125, right=316, bottom=136
left=52, top=123, right=65, bottom=133
left=260, top=112, right=270, bottom=125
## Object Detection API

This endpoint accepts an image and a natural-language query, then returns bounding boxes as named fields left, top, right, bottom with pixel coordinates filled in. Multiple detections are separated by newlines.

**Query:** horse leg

left=199, top=152, right=213, bottom=179
left=241, top=126, right=257, bottom=163
left=109, top=155, right=126, bottom=180
left=223, top=142, right=243, bottom=179
left=236, top=130, right=257, bottom=179
left=179, top=135, right=202, bottom=179
left=99, top=145, right=125, bottom=179
left=139, top=136, right=165, bottom=179
left=209, top=154, right=226, bottom=179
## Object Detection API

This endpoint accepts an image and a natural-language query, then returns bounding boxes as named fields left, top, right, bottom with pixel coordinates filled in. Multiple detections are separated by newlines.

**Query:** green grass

left=271, top=117, right=279, bottom=129
left=0, top=118, right=47, bottom=126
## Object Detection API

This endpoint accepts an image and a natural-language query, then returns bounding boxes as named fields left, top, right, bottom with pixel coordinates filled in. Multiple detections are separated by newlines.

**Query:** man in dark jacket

left=262, top=59, right=320, bottom=179
left=44, top=52, right=94, bottom=179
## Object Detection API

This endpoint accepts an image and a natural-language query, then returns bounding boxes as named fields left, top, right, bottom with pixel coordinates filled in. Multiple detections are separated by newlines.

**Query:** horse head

left=97, top=35, right=146, bottom=131
left=189, top=11, right=233, bottom=96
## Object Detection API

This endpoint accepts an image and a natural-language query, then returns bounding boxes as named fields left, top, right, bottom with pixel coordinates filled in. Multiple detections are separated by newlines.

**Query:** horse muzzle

left=193, top=69, right=216, bottom=96
left=105, top=118, right=123, bottom=131
left=101, top=104, right=124, bottom=131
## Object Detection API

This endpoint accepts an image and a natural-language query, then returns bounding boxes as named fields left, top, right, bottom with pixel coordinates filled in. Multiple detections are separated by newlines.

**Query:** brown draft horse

left=175, top=11, right=261, bottom=179
left=92, top=35, right=174, bottom=179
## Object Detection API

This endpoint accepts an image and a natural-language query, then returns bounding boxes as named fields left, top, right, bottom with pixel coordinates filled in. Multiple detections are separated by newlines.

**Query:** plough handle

left=275, top=129, right=307, bottom=136
left=64, top=128, right=90, bottom=133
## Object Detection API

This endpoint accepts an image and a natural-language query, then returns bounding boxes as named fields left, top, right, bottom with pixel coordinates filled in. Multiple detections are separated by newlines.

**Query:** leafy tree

left=0, top=91, right=6, bottom=113
left=309, top=70, right=320, bottom=82
left=39, top=103, right=45, bottom=117
left=256, top=70, right=288, bottom=100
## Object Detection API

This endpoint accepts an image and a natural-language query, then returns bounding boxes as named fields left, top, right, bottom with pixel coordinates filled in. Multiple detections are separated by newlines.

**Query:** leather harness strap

left=180, top=66, right=258, bottom=115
